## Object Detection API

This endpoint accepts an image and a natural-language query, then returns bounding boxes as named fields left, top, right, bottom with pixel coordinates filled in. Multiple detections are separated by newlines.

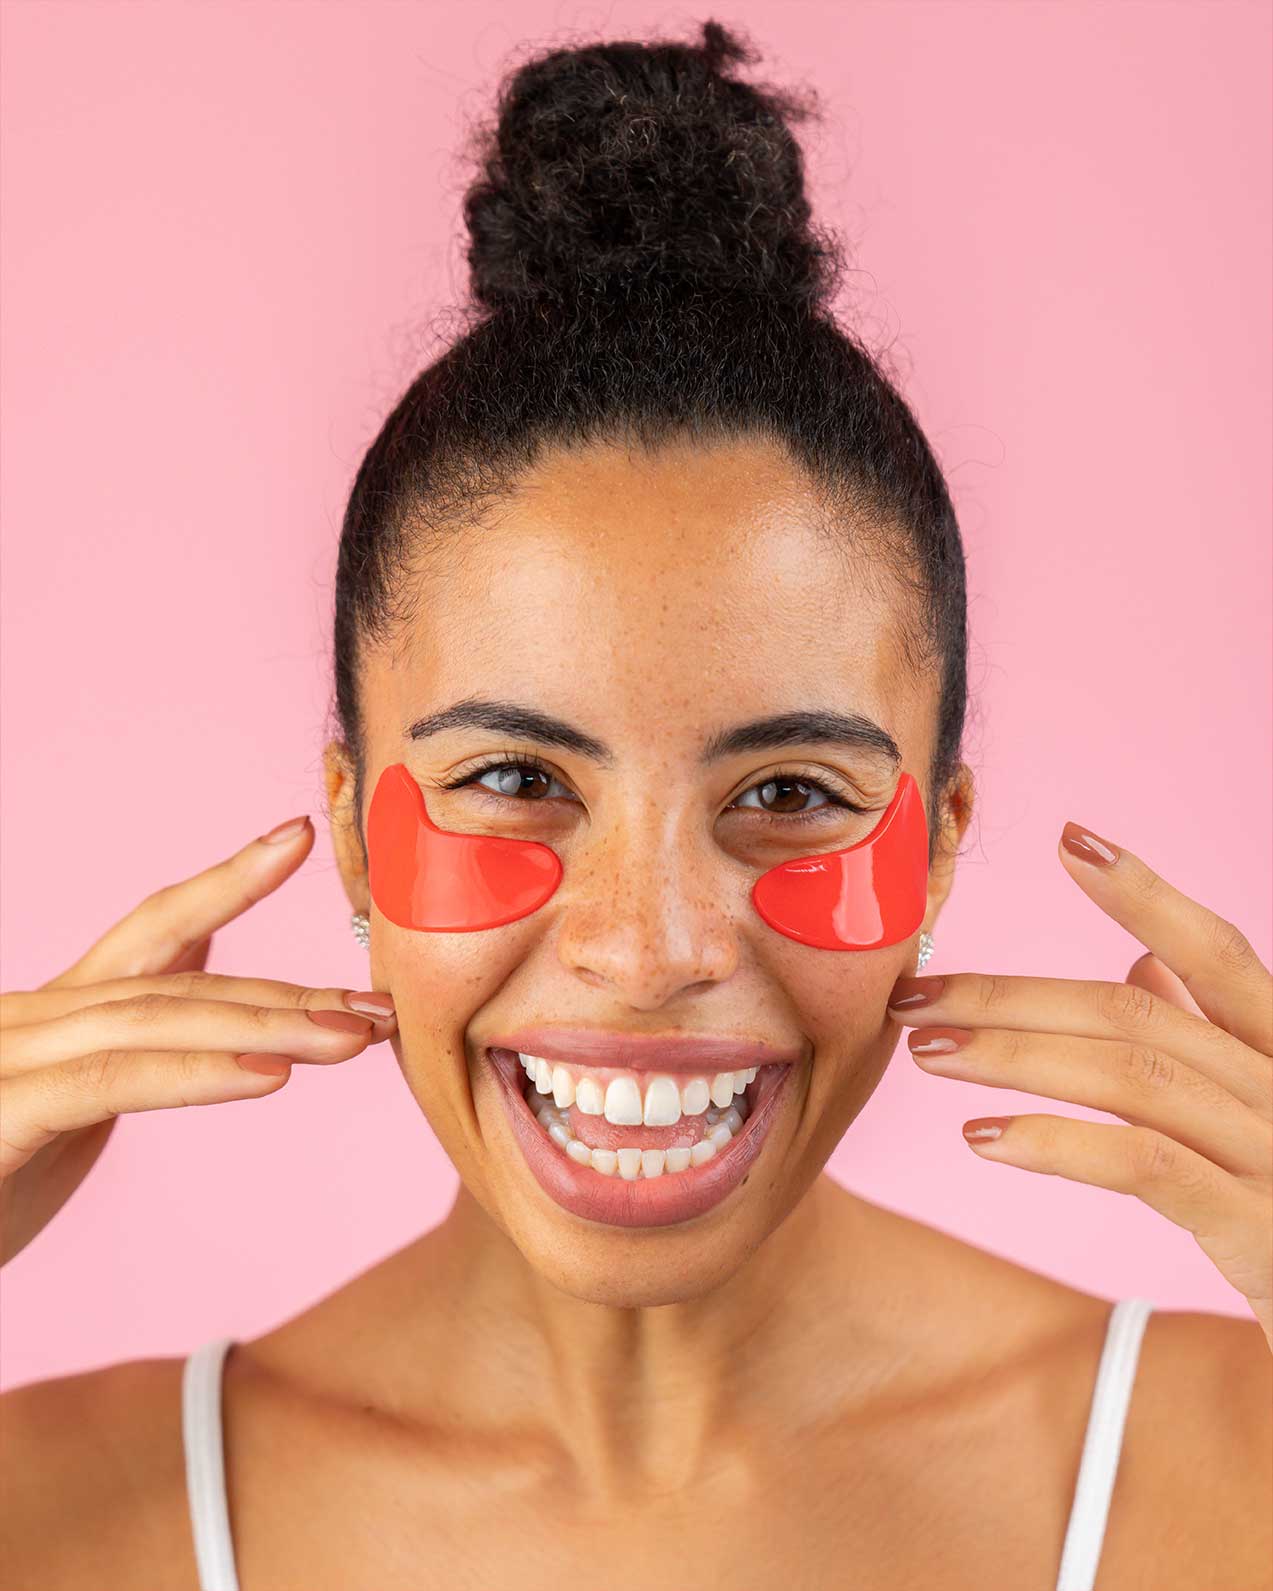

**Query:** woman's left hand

left=887, top=820, right=1273, bottom=1355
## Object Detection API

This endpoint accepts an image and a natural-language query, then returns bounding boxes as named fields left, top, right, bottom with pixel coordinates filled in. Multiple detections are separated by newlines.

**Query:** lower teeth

left=521, top=1080, right=753, bottom=1179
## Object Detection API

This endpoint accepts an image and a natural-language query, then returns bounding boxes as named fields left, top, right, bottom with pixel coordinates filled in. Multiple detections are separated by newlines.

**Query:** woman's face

left=327, top=433, right=971, bottom=1305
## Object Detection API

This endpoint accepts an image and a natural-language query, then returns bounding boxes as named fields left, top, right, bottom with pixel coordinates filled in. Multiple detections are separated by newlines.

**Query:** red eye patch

left=367, top=762, right=563, bottom=933
left=748, top=771, right=928, bottom=949
left=366, top=762, right=928, bottom=949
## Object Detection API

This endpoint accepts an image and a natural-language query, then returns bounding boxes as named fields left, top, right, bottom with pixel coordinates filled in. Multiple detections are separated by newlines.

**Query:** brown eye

left=739, top=777, right=831, bottom=816
left=472, top=763, right=566, bottom=800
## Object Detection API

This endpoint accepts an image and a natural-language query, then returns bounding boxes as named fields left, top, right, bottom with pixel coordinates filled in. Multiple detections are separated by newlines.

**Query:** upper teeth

left=516, top=1053, right=757, bottom=1127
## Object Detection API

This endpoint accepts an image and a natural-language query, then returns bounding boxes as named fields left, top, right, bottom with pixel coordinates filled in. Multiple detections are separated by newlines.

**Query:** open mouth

left=486, top=1047, right=795, bottom=1229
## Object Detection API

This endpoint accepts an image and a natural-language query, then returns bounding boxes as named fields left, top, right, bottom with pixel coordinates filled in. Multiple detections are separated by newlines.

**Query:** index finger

left=1058, top=821, right=1273, bottom=1056
left=41, top=815, right=315, bottom=991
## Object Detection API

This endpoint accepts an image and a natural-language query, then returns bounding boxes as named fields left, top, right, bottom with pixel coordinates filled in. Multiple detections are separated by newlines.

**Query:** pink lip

left=486, top=1046, right=798, bottom=1229
left=483, top=1026, right=804, bottom=1073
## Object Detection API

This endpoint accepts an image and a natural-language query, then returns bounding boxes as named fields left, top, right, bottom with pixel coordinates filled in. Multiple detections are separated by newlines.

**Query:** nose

left=554, top=809, right=740, bottom=1009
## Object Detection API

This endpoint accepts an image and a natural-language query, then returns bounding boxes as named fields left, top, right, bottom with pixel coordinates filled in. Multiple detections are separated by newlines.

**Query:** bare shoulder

left=1102, top=1308, right=1271, bottom=1590
left=0, top=1357, right=197, bottom=1591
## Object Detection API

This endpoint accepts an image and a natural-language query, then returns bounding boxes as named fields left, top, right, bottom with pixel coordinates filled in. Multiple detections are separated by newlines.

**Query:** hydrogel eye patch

left=367, top=762, right=563, bottom=933
left=366, top=761, right=928, bottom=949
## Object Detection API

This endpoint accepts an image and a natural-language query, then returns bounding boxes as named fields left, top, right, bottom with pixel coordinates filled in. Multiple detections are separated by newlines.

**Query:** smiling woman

left=1, top=16, right=1270, bottom=1591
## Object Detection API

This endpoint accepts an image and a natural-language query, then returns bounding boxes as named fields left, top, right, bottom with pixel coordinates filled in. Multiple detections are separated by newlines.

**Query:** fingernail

left=306, top=1008, right=373, bottom=1034
left=237, top=1053, right=292, bottom=1076
left=888, top=975, right=945, bottom=1010
left=259, top=815, right=310, bottom=845
left=909, top=1026, right=973, bottom=1062
left=1060, top=822, right=1119, bottom=866
left=344, top=990, right=395, bottom=1019
left=963, top=1116, right=1013, bottom=1143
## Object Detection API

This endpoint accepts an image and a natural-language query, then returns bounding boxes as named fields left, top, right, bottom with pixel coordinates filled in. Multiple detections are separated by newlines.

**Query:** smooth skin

left=1, top=435, right=1269, bottom=1590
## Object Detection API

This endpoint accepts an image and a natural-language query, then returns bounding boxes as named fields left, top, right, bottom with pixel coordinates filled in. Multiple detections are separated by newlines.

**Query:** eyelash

left=437, top=751, right=872, bottom=825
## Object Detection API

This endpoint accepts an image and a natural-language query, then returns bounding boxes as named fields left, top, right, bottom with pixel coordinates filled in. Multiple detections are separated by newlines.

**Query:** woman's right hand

left=0, top=814, right=394, bottom=1267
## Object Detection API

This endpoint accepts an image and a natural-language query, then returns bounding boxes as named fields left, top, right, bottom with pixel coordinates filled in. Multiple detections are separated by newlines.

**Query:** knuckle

left=172, top=1050, right=209, bottom=1093
left=1096, top=980, right=1159, bottom=1034
left=1119, top=1043, right=1177, bottom=1095
left=244, top=1003, right=278, bottom=1036
left=119, top=991, right=176, bottom=1028
left=297, top=987, right=340, bottom=1012
left=1206, top=914, right=1257, bottom=974
left=154, top=969, right=219, bottom=1000
left=68, top=1049, right=123, bottom=1096
left=1127, top=1128, right=1179, bottom=1185
left=975, top=974, right=1015, bottom=1018
left=999, top=1029, right=1030, bottom=1066
left=1127, top=864, right=1167, bottom=911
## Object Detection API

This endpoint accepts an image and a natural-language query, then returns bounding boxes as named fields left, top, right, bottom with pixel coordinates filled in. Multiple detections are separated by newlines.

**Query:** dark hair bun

left=463, top=21, right=836, bottom=314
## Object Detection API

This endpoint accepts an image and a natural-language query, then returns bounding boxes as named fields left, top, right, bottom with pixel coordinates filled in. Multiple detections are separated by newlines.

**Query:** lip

left=483, top=1026, right=804, bottom=1073
left=486, top=1045, right=798, bottom=1229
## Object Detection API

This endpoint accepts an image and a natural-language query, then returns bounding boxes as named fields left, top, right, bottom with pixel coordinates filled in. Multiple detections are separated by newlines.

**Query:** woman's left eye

left=731, top=774, right=864, bottom=822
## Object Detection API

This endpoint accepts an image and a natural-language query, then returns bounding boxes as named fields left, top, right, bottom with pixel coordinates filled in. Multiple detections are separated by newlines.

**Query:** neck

left=351, top=1172, right=912, bottom=1501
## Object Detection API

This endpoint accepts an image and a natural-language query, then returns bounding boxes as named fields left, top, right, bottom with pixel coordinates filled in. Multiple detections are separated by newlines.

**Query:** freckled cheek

left=372, top=930, right=528, bottom=1102
left=768, top=947, right=905, bottom=1077
left=770, top=941, right=910, bottom=1107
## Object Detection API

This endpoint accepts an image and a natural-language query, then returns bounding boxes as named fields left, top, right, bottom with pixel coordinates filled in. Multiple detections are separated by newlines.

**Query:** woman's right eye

left=469, top=762, right=574, bottom=801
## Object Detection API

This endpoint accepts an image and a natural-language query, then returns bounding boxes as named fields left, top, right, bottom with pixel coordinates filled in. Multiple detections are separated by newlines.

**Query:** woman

left=1, top=21, right=1268, bottom=1589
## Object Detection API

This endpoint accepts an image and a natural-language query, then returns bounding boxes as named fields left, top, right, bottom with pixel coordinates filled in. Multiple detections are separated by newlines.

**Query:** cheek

left=371, top=925, right=532, bottom=1107
left=765, top=942, right=910, bottom=1133
left=766, top=938, right=905, bottom=1048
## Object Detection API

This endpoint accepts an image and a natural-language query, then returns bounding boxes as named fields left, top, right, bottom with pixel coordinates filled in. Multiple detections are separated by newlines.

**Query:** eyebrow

left=405, top=698, right=902, bottom=769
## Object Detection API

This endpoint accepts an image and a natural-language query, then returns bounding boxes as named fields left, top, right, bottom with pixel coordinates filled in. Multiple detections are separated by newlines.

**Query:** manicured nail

left=888, top=975, right=945, bottom=1010
left=963, top=1116, right=1013, bottom=1143
left=306, top=1008, right=373, bottom=1034
left=259, top=815, right=310, bottom=845
left=909, top=1026, right=973, bottom=1060
left=237, top=1053, right=292, bottom=1076
left=1060, top=822, right=1119, bottom=866
left=344, top=990, right=395, bottom=1019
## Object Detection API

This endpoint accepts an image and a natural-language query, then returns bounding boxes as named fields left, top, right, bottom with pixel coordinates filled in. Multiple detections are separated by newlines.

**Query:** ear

left=921, top=762, right=975, bottom=936
left=323, top=738, right=371, bottom=916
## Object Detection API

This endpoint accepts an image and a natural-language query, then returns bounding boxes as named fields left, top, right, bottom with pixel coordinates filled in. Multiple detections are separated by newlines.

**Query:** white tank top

left=182, top=1294, right=1155, bottom=1590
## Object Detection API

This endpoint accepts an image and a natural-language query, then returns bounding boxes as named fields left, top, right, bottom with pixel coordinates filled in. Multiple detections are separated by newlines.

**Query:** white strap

left=1054, top=1297, right=1154, bottom=1591
left=182, top=1337, right=241, bottom=1591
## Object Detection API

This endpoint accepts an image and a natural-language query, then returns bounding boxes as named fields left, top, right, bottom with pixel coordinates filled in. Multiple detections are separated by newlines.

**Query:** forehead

left=369, top=435, right=925, bottom=761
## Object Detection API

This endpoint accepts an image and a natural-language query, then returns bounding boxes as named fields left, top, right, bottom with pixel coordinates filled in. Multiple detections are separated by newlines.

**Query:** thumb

left=1124, top=949, right=1206, bottom=1017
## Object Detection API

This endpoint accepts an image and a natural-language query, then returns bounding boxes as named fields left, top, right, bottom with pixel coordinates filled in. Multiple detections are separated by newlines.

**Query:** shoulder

left=0, top=1356, right=198, bottom=1591
left=1103, top=1308, right=1271, bottom=1590
left=1132, top=1306, right=1270, bottom=1465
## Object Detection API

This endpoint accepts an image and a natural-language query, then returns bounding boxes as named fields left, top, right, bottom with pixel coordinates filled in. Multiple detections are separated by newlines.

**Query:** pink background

left=2, top=0, right=1269, bottom=1390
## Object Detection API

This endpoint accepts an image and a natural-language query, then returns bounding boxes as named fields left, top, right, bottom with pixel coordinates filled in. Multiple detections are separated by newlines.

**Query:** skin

left=1, top=435, right=1269, bottom=1589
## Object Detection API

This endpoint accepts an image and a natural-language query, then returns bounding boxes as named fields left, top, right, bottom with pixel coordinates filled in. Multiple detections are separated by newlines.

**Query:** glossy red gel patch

left=367, top=762, right=563, bottom=931
left=750, top=771, right=929, bottom=949
left=367, top=763, right=927, bottom=948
